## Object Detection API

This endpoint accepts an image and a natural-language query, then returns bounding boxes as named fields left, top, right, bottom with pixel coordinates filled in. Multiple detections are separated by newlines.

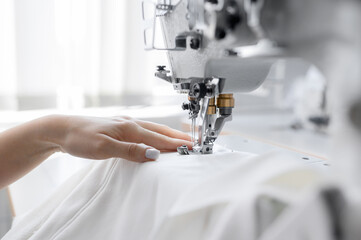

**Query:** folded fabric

left=3, top=148, right=325, bottom=240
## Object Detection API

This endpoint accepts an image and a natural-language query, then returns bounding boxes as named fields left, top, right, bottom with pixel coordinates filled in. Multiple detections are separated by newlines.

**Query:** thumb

left=105, top=137, right=160, bottom=162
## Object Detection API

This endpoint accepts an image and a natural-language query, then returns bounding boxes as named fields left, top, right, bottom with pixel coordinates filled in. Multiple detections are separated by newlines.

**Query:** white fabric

left=3, top=149, right=327, bottom=240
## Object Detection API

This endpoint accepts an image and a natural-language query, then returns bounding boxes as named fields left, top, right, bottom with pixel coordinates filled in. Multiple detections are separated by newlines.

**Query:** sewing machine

left=143, top=0, right=336, bottom=156
left=142, top=0, right=286, bottom=154
left=143, top=0, right=360, bottom=156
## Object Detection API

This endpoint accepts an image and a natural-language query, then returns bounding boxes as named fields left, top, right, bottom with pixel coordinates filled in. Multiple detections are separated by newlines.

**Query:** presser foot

left=177, top=145, right=191, bottom=155
left=177, top=144, right=214, bottom=155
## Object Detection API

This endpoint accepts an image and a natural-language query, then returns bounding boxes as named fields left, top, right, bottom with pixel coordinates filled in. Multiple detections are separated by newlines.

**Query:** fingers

left=136, top=127, right=192, bottom=151
left=109, top=116, right=192, bottom=152
left=102, top=136, right=160, bottom=162
left=135, top=120, right=191, bottom=141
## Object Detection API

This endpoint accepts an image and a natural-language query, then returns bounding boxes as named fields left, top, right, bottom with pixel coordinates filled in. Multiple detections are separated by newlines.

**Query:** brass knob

left=216, top=94, right=235, bottom=108
left=207, top=97, right=216, bottom=115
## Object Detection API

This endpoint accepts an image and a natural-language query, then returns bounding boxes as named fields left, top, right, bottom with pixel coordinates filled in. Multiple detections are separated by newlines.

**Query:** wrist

left=36, top=114, right=70, bottom=153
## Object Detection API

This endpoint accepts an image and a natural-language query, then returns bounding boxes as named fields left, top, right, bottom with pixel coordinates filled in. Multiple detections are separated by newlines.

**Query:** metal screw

left=157, top=65, right=166, bottom=71
left=190, top=38, right=200, bottom=49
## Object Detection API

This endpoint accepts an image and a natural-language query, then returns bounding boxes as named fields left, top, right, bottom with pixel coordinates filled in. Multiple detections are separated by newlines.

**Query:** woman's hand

left=0, top=115, right=192, bottom=189
left=57, top=115, right=192, bottom=162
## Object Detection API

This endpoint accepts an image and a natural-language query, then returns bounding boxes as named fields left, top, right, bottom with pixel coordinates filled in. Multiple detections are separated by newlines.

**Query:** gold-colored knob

left=207, top=97, right=216, bottom=115
left=216, top=94, right=235, bottom=108
left=207, top=106, right=216, bottom=115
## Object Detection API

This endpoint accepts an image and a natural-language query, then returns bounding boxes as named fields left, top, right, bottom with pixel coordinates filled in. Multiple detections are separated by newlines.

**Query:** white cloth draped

left=3, top=148, right=328, bottom=240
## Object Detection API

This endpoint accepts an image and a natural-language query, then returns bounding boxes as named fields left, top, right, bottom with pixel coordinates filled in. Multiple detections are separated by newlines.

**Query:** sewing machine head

left=142, top=0, right=361, bottom=157
left=142, top=0, right=279, bottom=154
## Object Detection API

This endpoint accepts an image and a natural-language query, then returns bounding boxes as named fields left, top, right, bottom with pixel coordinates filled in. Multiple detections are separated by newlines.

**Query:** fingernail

left=145, top=149, right=160, bottom=160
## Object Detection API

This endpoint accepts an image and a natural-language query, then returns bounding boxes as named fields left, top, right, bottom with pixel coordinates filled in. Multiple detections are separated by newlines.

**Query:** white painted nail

left=145, top=149, right=160, bottom=160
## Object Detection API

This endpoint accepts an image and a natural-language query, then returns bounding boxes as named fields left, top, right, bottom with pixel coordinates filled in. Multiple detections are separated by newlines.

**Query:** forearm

left=0, top=115, right=65, bottom=189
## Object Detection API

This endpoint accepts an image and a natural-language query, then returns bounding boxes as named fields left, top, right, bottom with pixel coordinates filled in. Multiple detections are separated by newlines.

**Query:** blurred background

left=0, top=0, right=181, bottom=111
